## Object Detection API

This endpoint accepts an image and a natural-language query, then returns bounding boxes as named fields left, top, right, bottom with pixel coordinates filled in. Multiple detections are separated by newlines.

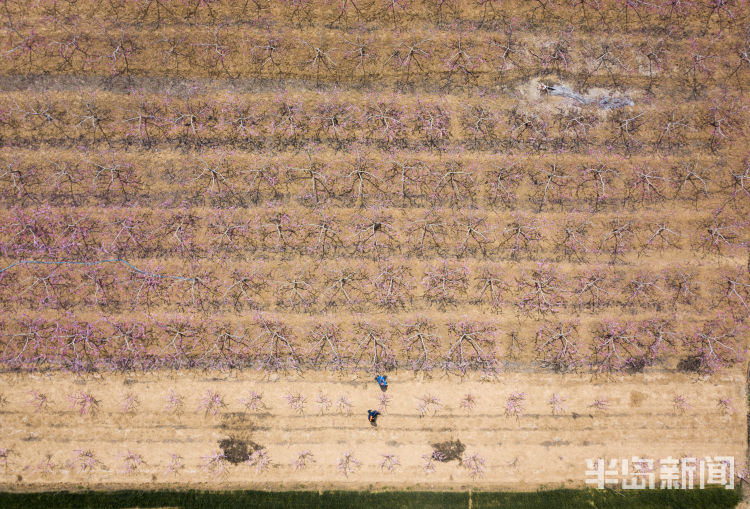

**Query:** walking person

left=367, top=409, right=380, bottom=425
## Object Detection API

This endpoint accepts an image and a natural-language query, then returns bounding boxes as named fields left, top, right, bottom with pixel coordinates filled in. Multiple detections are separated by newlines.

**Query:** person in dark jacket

left=367, top=409, right=380, bottom=425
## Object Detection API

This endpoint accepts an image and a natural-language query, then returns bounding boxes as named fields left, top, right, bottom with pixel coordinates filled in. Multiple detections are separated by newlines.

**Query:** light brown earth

left=0, top=369, right=744, bottom=491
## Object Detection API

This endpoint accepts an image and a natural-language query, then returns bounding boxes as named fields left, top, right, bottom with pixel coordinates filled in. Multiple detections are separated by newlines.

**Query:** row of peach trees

left=1, top=313, right=745, bottom=374
left=10, top=388, right=737, bottom=417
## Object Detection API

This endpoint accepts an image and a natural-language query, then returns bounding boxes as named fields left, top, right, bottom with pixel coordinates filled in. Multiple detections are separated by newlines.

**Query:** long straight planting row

left=1, top=148, right=746, bottom=209
left=0, top=91, right=746, bottom=153
left=0, top=3, right=748, bottom=92
left=1, top=258, right=746, bottom=314
left=0, top=311, right=743, bottom=373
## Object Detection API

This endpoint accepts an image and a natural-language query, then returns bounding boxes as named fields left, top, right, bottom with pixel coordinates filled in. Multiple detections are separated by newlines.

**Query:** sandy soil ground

left=0, top=369, right=744, bottom=491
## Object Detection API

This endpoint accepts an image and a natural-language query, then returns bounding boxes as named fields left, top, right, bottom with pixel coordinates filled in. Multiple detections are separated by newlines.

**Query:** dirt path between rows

left=0, top=369, right=744, bottom=491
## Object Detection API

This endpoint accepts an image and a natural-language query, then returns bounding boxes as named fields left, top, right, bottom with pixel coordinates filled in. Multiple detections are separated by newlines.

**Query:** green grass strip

left=473, top=488, right=743, bottom=508
left=0, top=488, right=742, bottom=509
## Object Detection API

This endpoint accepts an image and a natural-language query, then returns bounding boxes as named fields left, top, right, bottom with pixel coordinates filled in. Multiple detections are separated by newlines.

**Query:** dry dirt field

left=0, top=0, right=749, bottom=497
left=0, top=369, right=745, bottom=490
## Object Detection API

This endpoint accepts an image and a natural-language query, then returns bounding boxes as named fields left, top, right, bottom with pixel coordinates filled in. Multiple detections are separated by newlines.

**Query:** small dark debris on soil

left=431, top=439, right=465, bottom=462
left=677, top=356, right=703, bottom=373
left=219, top=436, right=264, bottom=464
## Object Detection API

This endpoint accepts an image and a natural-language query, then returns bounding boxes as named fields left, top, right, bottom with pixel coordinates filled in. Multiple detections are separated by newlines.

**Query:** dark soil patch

left=218, top=436, right=264, bottom=465
left=430, top=439, right=465, bottom=463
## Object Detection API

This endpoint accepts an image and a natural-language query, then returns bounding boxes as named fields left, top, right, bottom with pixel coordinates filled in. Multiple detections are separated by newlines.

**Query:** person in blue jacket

left=375, top=375, right=388, bottom=389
